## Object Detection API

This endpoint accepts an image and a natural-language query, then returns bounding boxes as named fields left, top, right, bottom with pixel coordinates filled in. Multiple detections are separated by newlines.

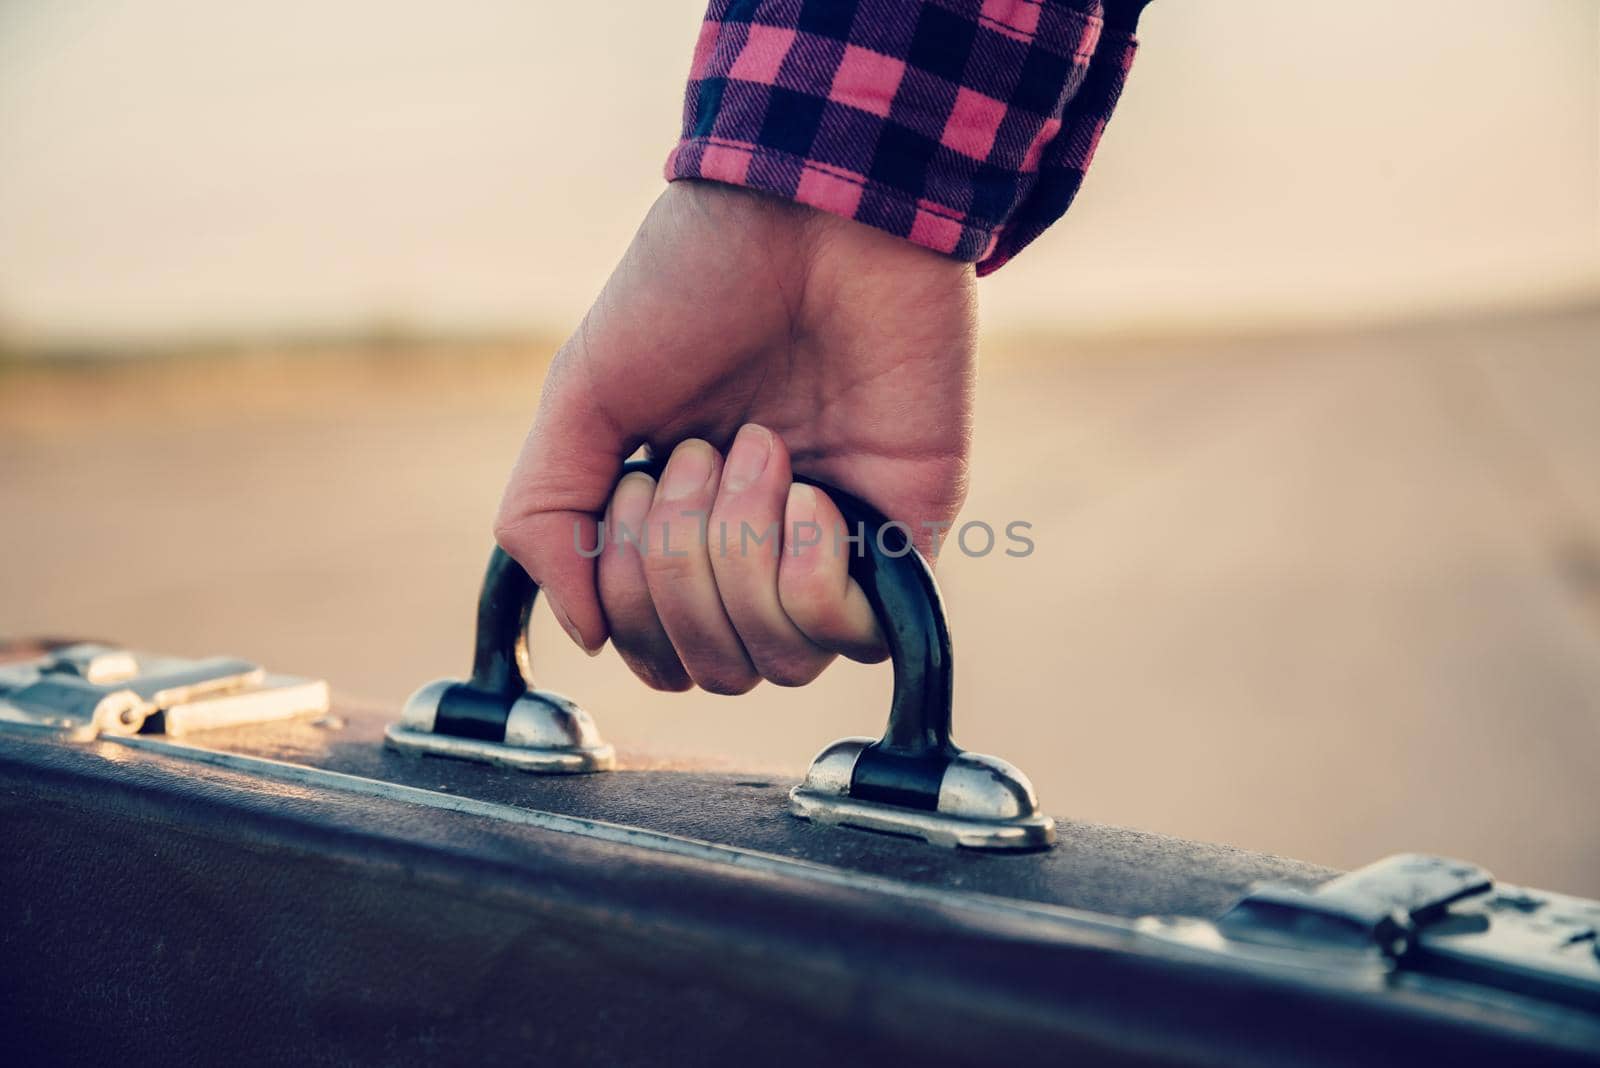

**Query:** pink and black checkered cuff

left=665, top=0, right=1140, bottom=275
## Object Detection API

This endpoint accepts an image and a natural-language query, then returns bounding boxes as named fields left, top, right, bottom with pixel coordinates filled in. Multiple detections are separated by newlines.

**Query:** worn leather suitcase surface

left=4, top=488, right=1599, bottom=1065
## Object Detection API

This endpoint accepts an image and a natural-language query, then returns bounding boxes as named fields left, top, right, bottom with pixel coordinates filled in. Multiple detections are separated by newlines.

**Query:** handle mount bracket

left=384, top=549, right=614, bottom=774
left=783, top=485, right=1056, bottom=852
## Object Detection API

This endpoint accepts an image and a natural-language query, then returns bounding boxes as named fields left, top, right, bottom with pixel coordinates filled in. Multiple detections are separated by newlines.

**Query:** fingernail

left=614, top=471, right=657, bottom=512
left=786, top=483, right=817, bottom=525
left=611, top=472, right=655, bottom=557
left=549, top=596, right=601, bottom=656
left=660, top=439, right=714, bottom=501
left=785, top=484, right=822, bottom=562
left=722, top=424, right=772, bottom=493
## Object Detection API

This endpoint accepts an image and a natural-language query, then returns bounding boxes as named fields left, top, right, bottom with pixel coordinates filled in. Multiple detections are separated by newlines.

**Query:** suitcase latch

left=0, top=643, right=330, bottom=740
left=1143, top=853, right=1600, bottom=1011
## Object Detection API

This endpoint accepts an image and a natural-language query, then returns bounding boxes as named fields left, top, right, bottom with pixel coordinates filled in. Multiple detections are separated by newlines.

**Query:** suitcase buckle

left=1143, top=853, right=1600, bottom=1011
left=0, top=642, right=329, bottom=739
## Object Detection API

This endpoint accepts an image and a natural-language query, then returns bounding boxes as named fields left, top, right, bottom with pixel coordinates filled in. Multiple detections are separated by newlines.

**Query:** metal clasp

left=1143, top=854, right=1600, bottom=1011
left=0, top=642, right=329, bottom=739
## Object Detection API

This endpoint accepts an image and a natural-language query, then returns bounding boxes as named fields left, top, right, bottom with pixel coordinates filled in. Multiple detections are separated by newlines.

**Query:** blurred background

left=2, top=2, right=1597, bottom=893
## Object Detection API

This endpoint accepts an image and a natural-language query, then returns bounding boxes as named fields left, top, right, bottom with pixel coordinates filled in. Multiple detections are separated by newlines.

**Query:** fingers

left=595, top=427, right=888, bottom=693
left=779, top=482, right=888, bottom=664
left=597, top=471, right=691, bottom=691
left=708, top=426, right=835, bottom=687
left=640, top=440, right=760, bottom=695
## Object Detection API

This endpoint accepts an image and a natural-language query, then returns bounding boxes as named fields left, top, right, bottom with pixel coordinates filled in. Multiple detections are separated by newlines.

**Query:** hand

left=495, top=181, right=975, bottom=693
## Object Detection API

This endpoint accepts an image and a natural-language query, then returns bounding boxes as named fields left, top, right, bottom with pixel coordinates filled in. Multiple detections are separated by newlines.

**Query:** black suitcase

left=4, top=487, right=1598, bottom=1065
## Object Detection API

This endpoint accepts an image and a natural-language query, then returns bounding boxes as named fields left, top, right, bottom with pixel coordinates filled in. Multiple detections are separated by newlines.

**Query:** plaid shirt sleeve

left=665, top=0, right=1144, bottom=276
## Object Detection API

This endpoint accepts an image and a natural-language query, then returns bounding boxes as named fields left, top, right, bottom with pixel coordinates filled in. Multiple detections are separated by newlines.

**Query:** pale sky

left=0, top=0, right=1596, bottom=342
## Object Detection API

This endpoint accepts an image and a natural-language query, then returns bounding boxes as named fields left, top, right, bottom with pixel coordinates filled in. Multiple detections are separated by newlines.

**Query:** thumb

left=494, top=350, right=631, bottom=654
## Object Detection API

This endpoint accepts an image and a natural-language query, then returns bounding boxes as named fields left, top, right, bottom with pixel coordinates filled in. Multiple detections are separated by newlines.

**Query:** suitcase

left=3, top=475, right=1598, bottom=1065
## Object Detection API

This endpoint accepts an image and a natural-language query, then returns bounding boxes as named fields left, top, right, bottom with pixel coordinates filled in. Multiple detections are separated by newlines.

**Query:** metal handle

left=789, top=474, right=958, bottom=809
left=478, top=459, right=951, bottom=808
left=469, top=549, right=539, bottom=701
left=395, top=454, right=1051, bottom=846
left=467, top=458, right=955, bottom=783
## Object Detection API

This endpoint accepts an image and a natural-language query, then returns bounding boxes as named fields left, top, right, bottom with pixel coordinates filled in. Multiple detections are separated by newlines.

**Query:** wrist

left=662, top=178, right=975, bottom=284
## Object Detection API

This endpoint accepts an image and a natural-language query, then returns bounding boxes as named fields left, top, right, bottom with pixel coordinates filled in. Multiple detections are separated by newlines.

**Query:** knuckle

left=596, top=574, right=649, bottom=622
left=492, top=511, right=530, bottom=553
left=641, top=669, right=694, bottom=694
left=760, top=656, right=826, bottom=689
left=703, top=508, right=740, bottom=560
left=779, top=572, right=839, bottom=629
left=618, top=651, right=691, bottom=693
left=642, top=546, right=699, bottom=584
left=644, top=508, right=707, bottom=560
left=695, top=669, right=760, bottom=697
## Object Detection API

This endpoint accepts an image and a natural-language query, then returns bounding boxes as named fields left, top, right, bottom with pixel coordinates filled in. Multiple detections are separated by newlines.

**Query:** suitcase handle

left=472, top=458, right=956, bottom=764
left=395, top=454, right=1053, bottom=848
